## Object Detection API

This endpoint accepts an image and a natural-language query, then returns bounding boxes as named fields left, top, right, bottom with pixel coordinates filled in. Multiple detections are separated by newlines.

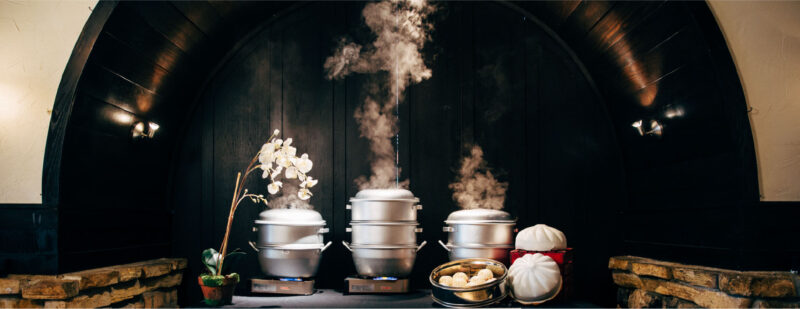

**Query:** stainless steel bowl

left=348, top=189, right=421, bottom=221
left=429, top=258, right=508, bottom=307
left=342, top=241, right=426, bottom=277
left=438, top=241, right=512, bottom=266
left=347, top=221, right=421, bottom=245
left=249, top=241, right=331, bottom=278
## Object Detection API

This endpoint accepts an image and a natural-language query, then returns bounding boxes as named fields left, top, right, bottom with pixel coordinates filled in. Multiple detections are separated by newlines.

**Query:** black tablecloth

left=218, top=289, right=598, bottom=308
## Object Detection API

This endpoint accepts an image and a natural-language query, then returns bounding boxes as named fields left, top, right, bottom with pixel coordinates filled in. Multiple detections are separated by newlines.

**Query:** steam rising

left=267, top=186, right=314, bottom=210
left=324, top=0, right=435, bottom=190
left=449, top=145, right=509, bottom=210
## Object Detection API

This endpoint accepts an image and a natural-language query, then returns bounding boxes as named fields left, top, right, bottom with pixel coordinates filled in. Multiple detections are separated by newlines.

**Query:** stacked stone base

left=610, top=256, right=800, bottom=308
left=0, top=258, right=186, bottom=308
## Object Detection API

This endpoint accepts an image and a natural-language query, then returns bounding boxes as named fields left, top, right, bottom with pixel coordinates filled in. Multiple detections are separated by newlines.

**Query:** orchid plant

left=203, top=129, right=317, bottom=285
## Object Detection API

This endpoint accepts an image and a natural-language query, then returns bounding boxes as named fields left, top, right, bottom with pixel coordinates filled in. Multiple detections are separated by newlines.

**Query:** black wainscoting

left=35, top=1, right=799, bottom=307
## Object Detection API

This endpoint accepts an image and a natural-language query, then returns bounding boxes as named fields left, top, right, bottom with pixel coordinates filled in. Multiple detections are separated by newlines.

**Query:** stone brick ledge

left=610, top=256, right=800, bottom=308
left=0, top=258, right=186, bottom=308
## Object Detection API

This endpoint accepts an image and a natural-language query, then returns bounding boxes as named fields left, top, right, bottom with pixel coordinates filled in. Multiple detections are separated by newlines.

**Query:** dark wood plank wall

left=171, top=2, right=625, bottom=304
left=30, top=0, right=798, bottom=307
left=55, top=2, right=294, bottom=273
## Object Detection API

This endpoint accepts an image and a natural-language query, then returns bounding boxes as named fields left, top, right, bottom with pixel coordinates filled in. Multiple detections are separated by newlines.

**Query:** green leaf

left=221, top=249, right=246, bottom=275
left=227, top=272, right=241, bottom=284
left=201, top=248, right=219, bottom=275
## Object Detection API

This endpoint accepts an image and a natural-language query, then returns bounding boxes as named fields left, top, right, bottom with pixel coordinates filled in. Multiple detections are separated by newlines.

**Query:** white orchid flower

left=285, top=166, right=298, bottom=179
left=274, top=139, right=283, bottom=147
left=273, top=129, right=280, bottom=136
left=259, top=144, right=274, bottom=164
left=297, top=172, right=306, bottom=182
left=296, top=153, right=313, bottom=173
left=284, top=138, right=292, bottom=146
left=276, top=154, right=292, bottom=168
left=270, top=165, right=283, bottom=179
left=267, top=181, right=283, bottom=195
left=297, top=188, right=312, bottom=200
left=282, top=145, right=297, bottom=157
left=301, top=176, right=318, bottom=188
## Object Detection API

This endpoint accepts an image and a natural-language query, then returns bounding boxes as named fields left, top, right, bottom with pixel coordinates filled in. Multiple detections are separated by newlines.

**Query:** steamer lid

left=256, top=208, right=325, bottom=225
left=445, top=209, right=516, bottom=223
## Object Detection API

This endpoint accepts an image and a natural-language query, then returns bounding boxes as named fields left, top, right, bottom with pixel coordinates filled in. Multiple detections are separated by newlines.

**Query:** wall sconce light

left=132, top=121, right=159, bottom=139
left=632, top=119, right=663, bottom=138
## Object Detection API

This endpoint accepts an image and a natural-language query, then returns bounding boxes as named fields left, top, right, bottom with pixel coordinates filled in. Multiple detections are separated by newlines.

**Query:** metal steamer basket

left=440, top=209, right=517, bottom=264
left=346, top=221, right=422, bottom=245
left=249, top=242, right=332, bottom=278
left=429, top=258, right=509, bottom=307
left=342, top=241, right=427, bottom=278
left=347, top=189, right=422, bottom=221
left=343, top=188, right=425, bottom=277
left=251, top=208, right=331, bottom=278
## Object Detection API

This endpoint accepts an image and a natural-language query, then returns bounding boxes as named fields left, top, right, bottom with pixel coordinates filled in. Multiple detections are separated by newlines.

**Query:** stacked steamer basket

left=438, top=209, right=517, bottom=265
left=342, top=189, right=426, bottom=279
left=248, top=208, right=332, bottom=294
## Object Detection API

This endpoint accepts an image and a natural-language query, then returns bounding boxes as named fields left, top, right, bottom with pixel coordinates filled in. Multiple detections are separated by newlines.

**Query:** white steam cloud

left=449, top=145, right=509, bottom=210
left=267, top=186, right=314, bottom=210
left=324, top=0, right=435, bottom=190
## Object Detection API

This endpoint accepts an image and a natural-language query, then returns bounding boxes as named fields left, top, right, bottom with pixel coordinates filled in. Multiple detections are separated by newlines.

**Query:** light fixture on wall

left=631, top=119, right=663, bottom=138
left=132, top=121, right=159, bottom=139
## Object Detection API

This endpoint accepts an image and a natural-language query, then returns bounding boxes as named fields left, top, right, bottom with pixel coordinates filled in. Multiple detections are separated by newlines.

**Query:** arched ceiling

left=44, top=0, right=758, bottom=273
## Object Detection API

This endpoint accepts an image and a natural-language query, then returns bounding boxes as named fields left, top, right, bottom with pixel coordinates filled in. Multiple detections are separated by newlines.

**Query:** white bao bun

left=507, top=253, right=561, bottom=303
left=515, top=224, right=567, bottom=251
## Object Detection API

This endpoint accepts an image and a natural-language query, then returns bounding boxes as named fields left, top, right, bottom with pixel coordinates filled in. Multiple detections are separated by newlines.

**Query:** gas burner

left=344, top=276, right=410, bottom=294
left=252, top=278, right=315, bottom=295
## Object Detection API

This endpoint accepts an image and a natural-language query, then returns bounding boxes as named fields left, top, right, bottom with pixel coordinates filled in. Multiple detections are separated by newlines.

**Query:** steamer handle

left=415, top=204, right=423, bottom=210
left=346, top=204, right=351, bottom=210
left=416, top=240, right=427, bottom=252
left=438, top=240, right=451, bottom=252
left=342, top=241, right=353, bottom=252
left=320, top=241, right=332, bottom=253
left=442, top=226, right=454, bottom=232
left=319, top=227, right=329, bottom=234
left=248, top=241, right=259, bottom=252
left=345, top=227, right=352, bottom=232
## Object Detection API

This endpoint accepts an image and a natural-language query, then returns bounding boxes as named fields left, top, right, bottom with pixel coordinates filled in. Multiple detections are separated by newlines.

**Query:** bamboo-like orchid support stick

left=216, top=130, right=279, bottom=275
left=217, top=152, right=261, bottom=274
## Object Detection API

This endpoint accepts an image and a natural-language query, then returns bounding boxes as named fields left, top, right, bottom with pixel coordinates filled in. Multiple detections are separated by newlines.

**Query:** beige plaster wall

left=0, top=0, right=96, bottom=203
left=708, top=1, right=800, bottom=201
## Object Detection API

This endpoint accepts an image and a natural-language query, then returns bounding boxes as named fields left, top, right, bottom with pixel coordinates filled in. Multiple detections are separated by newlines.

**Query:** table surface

left=221, top=289, right=598, bottom=308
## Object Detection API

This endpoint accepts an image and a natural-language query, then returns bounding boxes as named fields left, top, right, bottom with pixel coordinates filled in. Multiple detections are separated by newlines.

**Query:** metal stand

left=251, top=278, right=315, bottom=295
left=344, top=276, right=410, bottom=294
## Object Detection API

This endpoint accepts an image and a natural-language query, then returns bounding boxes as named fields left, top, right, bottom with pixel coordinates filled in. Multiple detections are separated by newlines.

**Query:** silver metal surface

left=429, top=258, right=508, bottom=308
left=342, top=241, right=426, bottom=277
left=347, top=222, right=421, bottom=245
left=254, top=222, right=327, bottom=246
left=443, top=222, right=515, bottom=246
left=347, top=200, right=421, bottom=221
left=438, top=241, right=512, bottom=265
left=444, top=209, right=515, bottom=223
left=248, top=241, right=331, bottom=278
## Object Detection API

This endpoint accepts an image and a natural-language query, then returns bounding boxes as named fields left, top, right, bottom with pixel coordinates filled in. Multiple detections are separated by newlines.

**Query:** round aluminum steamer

left=429, top=258, right=508, bottom=307
left=442, top=209, right=517, bottom=246
left=347, top=221, right=421, bottom=245
left=342, top=241, right=426, bottom=278
left=248, top=242, right=331, bottom=278
left=438, top=241, right=513, bottom=266
left=347, top=189, right=421, bottom=221
left=254, top=208, right=327, bottom=246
